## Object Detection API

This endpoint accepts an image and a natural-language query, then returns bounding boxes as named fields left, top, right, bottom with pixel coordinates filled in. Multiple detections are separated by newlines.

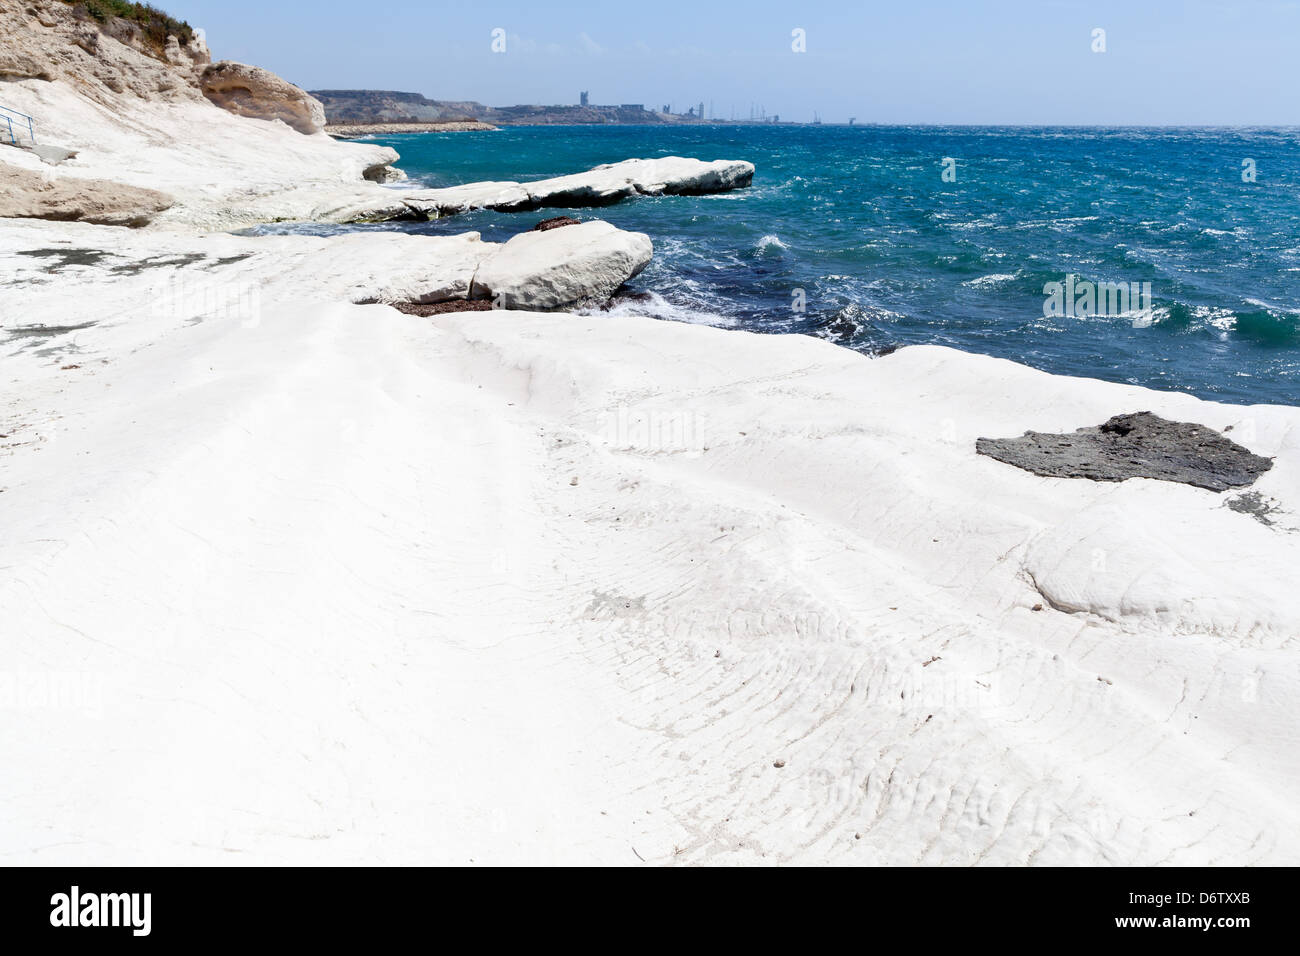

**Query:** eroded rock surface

left=976, top=411, right=1273, bottom=492
left=0, top=164, right=174, bottom=227
left=0, top=0, right=209, bottom=103
left=200, top=61, right=327, bottom=135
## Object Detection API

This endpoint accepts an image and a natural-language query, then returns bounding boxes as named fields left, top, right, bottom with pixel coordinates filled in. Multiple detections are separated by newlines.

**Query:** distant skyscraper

left=698, top=102, right=705, bottom=121
left=580, top=91, right=589, bottom=106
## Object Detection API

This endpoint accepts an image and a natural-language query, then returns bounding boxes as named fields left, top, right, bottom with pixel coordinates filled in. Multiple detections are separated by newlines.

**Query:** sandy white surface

left=2, top=56, right=1298, bottom=863
left=3, top=218, right=1298, bottom=864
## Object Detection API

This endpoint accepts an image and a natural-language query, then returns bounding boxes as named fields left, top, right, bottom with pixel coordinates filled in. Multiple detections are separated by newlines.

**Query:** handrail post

left=0, top=104, right=35, bottom=145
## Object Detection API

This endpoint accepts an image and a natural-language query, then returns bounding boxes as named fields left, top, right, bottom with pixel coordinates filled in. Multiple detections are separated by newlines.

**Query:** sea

left=264, top=125, right=1300, bottom=406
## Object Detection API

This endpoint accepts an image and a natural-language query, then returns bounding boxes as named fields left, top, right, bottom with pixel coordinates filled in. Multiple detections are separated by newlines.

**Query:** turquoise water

left=315, top=125, right=1300, bottom=405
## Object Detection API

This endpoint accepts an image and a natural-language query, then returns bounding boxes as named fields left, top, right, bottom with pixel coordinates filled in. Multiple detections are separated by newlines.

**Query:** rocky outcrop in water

left=316, top=157, right=756, bottom=224
left=976, top=411, right=1273, bottom=492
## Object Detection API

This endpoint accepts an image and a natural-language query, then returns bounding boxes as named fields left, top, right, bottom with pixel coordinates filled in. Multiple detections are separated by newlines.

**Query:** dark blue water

left=305, top=125, right=1300, bottom=405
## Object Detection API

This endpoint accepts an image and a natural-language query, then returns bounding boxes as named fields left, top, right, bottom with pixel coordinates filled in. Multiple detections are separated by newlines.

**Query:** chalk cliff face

left=0, top=1, right=402, bottom=227
left=0, top=0, right=210, bottom=103
left=0, top=1, right=323, bottom=137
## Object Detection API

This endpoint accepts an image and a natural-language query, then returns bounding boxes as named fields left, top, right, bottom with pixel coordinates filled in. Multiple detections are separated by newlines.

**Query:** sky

left=162, top=0, right=1300, bottom=125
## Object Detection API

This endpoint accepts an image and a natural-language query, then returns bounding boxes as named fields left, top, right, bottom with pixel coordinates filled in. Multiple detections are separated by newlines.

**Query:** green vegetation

left=62, top=1, right=195, bottom=55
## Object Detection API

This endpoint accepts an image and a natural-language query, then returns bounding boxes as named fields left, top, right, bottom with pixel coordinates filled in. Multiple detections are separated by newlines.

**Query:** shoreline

left=327, top=121, right=498, bottom=137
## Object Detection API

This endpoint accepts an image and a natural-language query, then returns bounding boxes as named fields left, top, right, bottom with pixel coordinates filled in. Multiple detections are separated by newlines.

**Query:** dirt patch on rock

left=392, top=300, right=495, bottom=317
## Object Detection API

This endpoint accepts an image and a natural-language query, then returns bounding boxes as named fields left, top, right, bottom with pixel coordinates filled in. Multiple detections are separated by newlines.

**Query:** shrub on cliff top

left=63, top=0, right=195, bottom=54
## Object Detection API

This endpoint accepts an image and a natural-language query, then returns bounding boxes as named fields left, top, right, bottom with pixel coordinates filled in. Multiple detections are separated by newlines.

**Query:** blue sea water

left=299, top=125, right=1300, bottom=405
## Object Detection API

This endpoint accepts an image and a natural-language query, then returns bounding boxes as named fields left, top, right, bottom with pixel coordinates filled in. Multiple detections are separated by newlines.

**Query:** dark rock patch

left=533, top=216, right=581, bottom=232
left=208, top=254, right=255, bottom=269
left=392, top=300, right=495, bottom=316
left=15, top=248, right=117, bottom=270
left=1225, top=491, right=1279, bottom=526
left=975, top=411, right=1273, bottom=493
left=4, top=322, right=96, bottom=340
left=110, top=253, right=209, bottom=274
left=599, top=291, right=655, bottom=311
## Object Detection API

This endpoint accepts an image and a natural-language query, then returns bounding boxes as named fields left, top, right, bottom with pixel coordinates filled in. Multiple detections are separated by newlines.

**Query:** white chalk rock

left=411, top=181, right=532, bottom=216
left=471, top=220, right=652, bottom=309
left=343, top=157, right=757, bottom=223
left=530, top=156, right=756, bottom=202
left=334, top=232, right=495, bottom=305
left=1022, top=494, right=1300, bottom=643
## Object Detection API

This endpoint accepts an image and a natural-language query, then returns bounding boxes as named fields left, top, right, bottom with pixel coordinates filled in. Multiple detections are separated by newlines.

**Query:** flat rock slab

left=328, top=157, right=756, bottom=223
left=0, top=164, right=174, bottom=228
left=976, top=411, right=1273, bottom=492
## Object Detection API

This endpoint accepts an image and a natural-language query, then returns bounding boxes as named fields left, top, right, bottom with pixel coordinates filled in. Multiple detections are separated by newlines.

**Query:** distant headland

left=311, top=89, right=799, bottom=131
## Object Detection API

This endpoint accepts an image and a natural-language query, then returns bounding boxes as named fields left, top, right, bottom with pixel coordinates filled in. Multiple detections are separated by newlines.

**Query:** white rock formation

left=3, top=217, right=1299, bottom=865
left=199, top=61, right=327, bottom=136
left=0, top=76, right=399, bottom=230
left=0, top=6, right=751, bottom=231
left=0, top=215, right=649, bottom=311
left=471, top=220, right=653, bottom=309
left=314, top=158, right=756, bottom=225
left=9, top=0, right=1293, bottom=871
left=522, top=156, right=756, bottom=201
left=358, top=157, right=756, bottom=222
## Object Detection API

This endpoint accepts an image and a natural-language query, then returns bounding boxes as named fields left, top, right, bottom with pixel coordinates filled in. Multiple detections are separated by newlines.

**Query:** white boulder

left=471, top=220, right=652, bottom=309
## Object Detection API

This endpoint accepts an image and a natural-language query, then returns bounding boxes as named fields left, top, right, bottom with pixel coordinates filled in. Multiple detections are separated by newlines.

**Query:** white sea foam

left=963, top=272, right=1018, bottom=289
left=579, top=291, right=738, bottom=328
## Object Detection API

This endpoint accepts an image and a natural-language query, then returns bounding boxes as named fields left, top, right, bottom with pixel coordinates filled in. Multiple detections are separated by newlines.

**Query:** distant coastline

left=326, top=120, right=497, bottom=138
left=310, top=89, right=788, bottom=129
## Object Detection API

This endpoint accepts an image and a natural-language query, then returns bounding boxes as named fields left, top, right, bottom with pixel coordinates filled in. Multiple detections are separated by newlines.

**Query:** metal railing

left=0, top=104, right=36, bottom=146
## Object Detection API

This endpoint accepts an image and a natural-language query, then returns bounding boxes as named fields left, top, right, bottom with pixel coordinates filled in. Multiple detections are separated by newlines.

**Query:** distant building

left=698, top=102, right=705, bottom=120
left=580, top=91, right=589, bottom=106
left=620, top=104, right=644, bottom=111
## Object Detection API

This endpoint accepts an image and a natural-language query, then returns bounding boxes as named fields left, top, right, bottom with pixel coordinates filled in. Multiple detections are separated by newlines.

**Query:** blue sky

left=164, top=0, right=1300, bottom=124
